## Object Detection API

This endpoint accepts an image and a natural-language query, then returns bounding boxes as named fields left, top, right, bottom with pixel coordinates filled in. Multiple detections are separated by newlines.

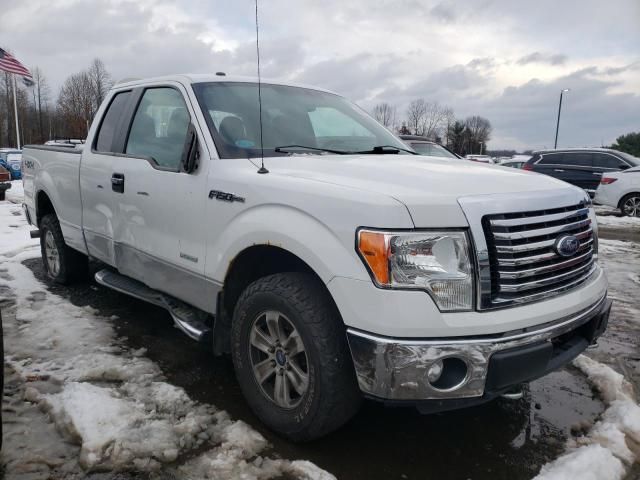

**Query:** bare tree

left=465, top=115, right=492, bottom=153
left=58, top=71, right=95, bottom=138
left=421, top=102, right=452, bottom=141
left=30, top=67, right=50, bottom=142
left=406, top=99, right=427, bottom=135
left=88, top=58, right=113, bottom=111
left=372, top=102, right=397, bottom=129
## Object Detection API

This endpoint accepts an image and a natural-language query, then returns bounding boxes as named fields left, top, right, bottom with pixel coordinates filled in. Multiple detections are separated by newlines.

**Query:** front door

left=110, top=84, right=215, bottom=312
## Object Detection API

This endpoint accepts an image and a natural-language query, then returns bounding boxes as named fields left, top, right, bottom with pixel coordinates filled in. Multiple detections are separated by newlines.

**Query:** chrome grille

left=483, top=203, right=596, bottom=306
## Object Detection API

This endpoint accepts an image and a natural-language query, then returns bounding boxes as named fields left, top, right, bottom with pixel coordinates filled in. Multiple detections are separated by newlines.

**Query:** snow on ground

left=534, top=356, right=640, bottom=480
left=0, top=194, right=333, bottom=478
left=534, top=238, right=640, bottom=480
left=595, top=205, right=640, bottom=230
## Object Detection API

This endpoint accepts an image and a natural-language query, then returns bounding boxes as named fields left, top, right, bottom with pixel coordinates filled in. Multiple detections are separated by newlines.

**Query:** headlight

left=357, top=229, right=474, bottom=311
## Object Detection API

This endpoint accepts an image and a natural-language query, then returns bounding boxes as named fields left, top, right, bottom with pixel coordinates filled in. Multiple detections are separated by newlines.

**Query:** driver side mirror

left=181, top=123, right=200, bottom=173
left=620, top=164, right=630, bottom=170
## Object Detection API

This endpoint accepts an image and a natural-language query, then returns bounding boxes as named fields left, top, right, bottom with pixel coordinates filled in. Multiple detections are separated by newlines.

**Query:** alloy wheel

left=623, top=196, right=640, bottom=217
left=44, top=230, right=60, bottom=276
left=249, top=310, right=309, bottom=409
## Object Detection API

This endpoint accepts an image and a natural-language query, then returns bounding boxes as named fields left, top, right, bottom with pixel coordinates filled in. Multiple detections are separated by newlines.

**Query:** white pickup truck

left=22, top=74, right=611, bottom=441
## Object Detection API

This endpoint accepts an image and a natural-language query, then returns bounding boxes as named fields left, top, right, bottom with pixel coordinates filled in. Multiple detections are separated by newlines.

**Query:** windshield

left=410, top=142, right=458, bottom=159
left=192, top=82, right=408, bottom=159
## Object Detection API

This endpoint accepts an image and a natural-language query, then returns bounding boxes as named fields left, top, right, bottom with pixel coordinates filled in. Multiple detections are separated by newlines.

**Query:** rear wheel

left=231, top=272, right=361, bottom=442
left=620, top=193, right=640, bottom=217
left=39, top=214, right=88, bottom=284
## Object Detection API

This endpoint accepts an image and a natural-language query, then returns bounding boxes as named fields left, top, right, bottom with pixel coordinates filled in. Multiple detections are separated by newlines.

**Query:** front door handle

left=553, top=169, right=565, bottom=172
left=111, top=173, right=125, bottom=193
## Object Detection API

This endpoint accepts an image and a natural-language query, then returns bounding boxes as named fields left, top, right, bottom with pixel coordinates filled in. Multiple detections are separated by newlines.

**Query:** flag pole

left=12, top=73, right=21, bottom=149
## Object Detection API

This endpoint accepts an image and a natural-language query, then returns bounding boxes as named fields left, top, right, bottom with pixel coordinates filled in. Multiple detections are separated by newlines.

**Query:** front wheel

left=39, top=214, right=88, bottom=284
left=231, top=272, right=361, bottom=442
left=620, top=193, right=640, bottom=217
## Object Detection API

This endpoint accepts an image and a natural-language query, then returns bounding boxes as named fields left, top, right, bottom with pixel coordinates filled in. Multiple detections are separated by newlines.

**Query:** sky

left=1, top=0, right=638, bottom=150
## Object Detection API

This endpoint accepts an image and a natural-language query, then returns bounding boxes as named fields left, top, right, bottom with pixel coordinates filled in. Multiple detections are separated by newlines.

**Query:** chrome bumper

left=346, top=294, right=611, bottom=401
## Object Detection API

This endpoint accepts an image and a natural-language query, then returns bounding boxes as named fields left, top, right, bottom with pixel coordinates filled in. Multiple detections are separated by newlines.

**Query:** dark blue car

left=0, top=150, right=22, bottom=180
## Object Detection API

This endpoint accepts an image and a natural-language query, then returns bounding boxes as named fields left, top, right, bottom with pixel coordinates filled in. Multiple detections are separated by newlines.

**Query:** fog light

left=427, top=360, right=443, bottom=383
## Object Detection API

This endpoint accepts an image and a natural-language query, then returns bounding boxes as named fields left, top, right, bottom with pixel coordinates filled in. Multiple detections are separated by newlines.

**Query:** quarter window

left=126, top=88, right=191, bottom=170
left=95, top=91, right=131, bottom=152
left=592, top=153, right=626, bottom=169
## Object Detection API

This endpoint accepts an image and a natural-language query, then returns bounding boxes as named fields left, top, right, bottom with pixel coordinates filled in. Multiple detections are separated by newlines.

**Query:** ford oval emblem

left=555, top=235, right=580, bottom=257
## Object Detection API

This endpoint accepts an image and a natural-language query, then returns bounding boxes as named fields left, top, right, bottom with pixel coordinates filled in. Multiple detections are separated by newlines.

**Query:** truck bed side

left=22, top=145, right=87, bottom=255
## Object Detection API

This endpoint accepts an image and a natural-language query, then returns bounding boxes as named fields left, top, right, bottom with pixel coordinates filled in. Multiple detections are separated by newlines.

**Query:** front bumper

left=347, top=294, right=611, bottom=407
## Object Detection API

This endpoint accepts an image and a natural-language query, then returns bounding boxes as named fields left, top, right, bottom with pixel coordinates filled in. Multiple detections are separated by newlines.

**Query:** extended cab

left=22, top=75, right=611, bottom=441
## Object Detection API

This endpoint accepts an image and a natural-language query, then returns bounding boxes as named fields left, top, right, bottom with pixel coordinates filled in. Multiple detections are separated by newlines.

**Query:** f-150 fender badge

left=208, top=190, right=245, bottom=203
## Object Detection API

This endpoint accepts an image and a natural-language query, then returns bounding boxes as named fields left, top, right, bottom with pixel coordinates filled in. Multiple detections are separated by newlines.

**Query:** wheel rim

left=623, top=196, right=640, bottom=217
left=44, top=230, right=60, bottom=276
left=249, top=310, right=309, bottom=409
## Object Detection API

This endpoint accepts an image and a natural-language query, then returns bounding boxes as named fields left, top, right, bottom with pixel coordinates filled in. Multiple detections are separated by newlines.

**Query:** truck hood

left=262, top=154, right=576, bottom=227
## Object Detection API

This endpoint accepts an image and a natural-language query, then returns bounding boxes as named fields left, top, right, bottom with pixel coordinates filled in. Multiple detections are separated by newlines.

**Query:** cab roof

left=113, top=74, right=340, bottom=97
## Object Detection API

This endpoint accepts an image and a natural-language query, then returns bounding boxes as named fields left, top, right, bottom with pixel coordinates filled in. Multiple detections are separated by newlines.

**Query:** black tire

left=619, top=193, right=640, bottom=217
left=0, top=189, right=6, bottom=201
left=231, top=272, right=361, bottom=442
left=39, top=214, right=88, bottom=284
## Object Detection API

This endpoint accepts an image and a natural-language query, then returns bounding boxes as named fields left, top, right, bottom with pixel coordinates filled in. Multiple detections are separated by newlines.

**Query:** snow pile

left=6, top=179, right=24, bottom=203
left=1, top=198, right=333, bottom=478
left=596, top=213, right=640, bottom=229
left=534, top=355, right=640, bottom=480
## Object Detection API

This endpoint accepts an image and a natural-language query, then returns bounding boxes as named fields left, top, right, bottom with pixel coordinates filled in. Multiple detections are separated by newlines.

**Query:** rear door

left=592, top=152, right=631, bottom=185
left=560, top=152, right=594, bottom=192
left=80, top=89, right=132, bottom=265
left=110, top=83, right=214, bottom=312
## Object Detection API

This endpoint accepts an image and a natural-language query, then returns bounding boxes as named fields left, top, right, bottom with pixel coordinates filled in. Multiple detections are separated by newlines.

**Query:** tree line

left=372, top=100, right=493, bottom=156
left=0, top=59, right=113, bottom=147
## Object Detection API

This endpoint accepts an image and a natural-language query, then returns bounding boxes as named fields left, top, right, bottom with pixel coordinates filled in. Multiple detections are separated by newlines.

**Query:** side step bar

left=95, top=269, right=212, bottom=343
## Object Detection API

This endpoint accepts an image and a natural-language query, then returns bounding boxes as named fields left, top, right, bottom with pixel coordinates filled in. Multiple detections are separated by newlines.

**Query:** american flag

left=0, top=47, right=33, bottom=82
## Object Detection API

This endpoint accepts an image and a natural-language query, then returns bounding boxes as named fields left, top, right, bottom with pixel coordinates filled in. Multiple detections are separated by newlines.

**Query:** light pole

left=554, top=88, right=570, bottom=149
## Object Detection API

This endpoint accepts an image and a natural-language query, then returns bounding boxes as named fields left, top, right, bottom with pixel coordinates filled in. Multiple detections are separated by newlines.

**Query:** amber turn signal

left=358, top=231, right=390, bottom=285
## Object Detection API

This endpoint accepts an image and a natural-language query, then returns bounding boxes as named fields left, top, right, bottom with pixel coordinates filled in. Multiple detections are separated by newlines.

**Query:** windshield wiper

left=355, top=145, right=418, bottom=155
left=274, top=145, right=349, bottom=155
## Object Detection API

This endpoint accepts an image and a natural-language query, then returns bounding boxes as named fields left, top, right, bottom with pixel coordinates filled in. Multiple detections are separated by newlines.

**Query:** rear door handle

left=592, top=172, right=603, bottom=176
left=553, top=169, right=565, bottom=172
left=111, top=173, right=125, bottom=193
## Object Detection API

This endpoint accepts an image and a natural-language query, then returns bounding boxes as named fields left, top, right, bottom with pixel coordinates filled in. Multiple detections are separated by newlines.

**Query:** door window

left=95, top=91, right=131, bottom=152
left=126, top=88, right=190, bottom=170
left=538, top=153, right=564, bottom=164
left=562, top=153, right=592, bottom=167
left=592, top=153, right=627, bottom=169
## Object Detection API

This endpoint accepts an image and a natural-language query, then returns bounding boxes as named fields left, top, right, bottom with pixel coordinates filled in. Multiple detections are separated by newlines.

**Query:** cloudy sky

left=1, top=0, right=639, bottom=150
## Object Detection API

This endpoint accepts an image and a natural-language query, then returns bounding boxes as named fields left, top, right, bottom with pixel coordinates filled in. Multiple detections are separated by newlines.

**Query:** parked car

left=22, top=74, right=610, bottom=441
left=0, top=149, right=22, bottom=180
left=0, top=165, right=11, bottom=201
left=524, top=148, right=639, bottom=197
left=465, top=154, right=495, bottom=164
left=500, top=160, right=526, bottom=169
left=399, top=135, right=461, bottom=159
left=595, top=166, right=640, bottom=217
